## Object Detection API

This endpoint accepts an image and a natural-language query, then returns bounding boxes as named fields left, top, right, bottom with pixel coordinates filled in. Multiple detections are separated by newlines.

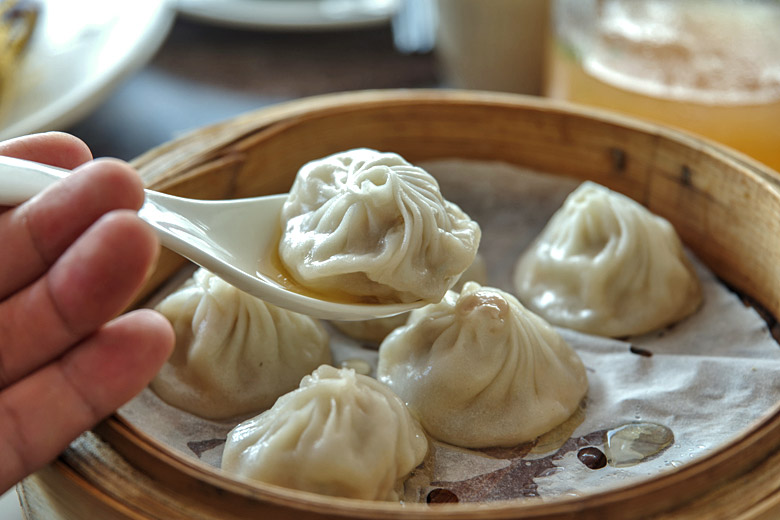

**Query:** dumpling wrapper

left=513, top=181, right=702, bottom=337
left=151, top=269, right=332, bottom=420
left=221, top=365, right=428, bottom=501
left=330, top=253, right=489, bottom=344
left=378, top=282, right=588, bottom=448
left=279, top=148, right=481, bottom=304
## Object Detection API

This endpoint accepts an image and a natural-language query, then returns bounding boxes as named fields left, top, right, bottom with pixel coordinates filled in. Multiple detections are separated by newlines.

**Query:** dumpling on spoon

left=278, top=148, right=481, bottom=305
left=330, top=253, right=488, bottom=344
left=513, top=181, right=702, bottom=337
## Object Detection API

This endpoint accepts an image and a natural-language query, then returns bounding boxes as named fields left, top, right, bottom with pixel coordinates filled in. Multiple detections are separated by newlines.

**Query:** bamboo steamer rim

left=132, top=89, right=780, bottom=192
left=90, top=89, right=780, bottom=519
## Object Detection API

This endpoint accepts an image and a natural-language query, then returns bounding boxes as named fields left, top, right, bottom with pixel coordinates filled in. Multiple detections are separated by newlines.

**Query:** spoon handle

left=0, top=155, right=67, bottom=205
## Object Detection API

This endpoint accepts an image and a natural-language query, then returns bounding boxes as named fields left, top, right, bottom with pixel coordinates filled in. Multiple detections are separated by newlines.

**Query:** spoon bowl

left=0, top=156, right=424, bottom=320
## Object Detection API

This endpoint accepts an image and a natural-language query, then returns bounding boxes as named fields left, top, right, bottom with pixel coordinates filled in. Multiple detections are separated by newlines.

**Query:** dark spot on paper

left=577, top=447, right=607, bottom=469
left=426, top=488, right=459, bottom=504
left=737, top=292, right=780, bottom=345
left=187, top=438, right=226, bottom=458
left=630, top=345, right=653, bottom=357
left=769, top=323, right=780, bottom=344
left=432, top=430, right=607, bottom=502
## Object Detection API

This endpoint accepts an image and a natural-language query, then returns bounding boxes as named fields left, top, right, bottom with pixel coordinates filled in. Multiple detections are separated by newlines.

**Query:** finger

left=0, top=309, right=174, bottom=494
left=0, top=132, right=93, bottom=214
left=0, top=210, right=159, bottom=388
left=0, top=158, right=146, bottom=297
left=0, top=132, right=92, bottom=170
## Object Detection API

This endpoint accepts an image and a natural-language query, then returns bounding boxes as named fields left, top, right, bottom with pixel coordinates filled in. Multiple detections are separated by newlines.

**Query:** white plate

left=176, top=0, right=400, bottom=31
left=0, top=0, right=175, bottom=141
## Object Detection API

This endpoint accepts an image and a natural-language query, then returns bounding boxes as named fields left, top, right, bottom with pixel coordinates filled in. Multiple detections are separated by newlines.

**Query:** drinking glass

left=546, top=0, right=780, bottom=172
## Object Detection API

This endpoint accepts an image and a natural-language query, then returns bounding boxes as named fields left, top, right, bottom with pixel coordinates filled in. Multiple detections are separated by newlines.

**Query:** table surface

left=68, top=17, right=439, bottom=162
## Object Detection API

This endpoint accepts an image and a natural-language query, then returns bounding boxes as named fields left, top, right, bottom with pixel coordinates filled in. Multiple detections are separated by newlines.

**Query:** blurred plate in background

left=176, top=0, right=399, bottom=31
left=0, top=0, right=174, bottom=141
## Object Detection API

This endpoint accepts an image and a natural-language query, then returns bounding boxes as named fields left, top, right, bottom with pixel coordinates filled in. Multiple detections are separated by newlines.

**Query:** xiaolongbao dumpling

left=377, top=282, right=588, bottom=448
left=329, top=312, right=409, bottom=346
left=221, top=365, right=428, bottom=501
left=331, top=253, right=489, bottom=344
left=278, top=148, right=481, bottom=304
left=150, top=269, right=332, bottom=420
left=513, top=181, right=702, bottom=337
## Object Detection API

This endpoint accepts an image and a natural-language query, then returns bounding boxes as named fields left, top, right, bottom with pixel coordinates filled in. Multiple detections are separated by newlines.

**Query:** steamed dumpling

left=331, top=253, right=489, bottom=344
left=150, top=269, right=332, bottom=420
left=278, top=148, right=481, bottom=304
left=221, top=365, right=428, bottom=501
left=329, top=312, right=409, bottom=346
left=377, top=282, right=588, bottom=448
left=513, top=181, right=702, bottom=337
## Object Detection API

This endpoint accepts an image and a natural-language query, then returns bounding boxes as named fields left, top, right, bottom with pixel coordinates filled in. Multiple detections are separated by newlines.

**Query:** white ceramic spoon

left=0, top=156, right=424, bottom=320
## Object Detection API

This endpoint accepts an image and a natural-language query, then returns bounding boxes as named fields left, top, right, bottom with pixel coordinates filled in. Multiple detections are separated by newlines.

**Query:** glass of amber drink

left=546, top=0, right=780, bottom=172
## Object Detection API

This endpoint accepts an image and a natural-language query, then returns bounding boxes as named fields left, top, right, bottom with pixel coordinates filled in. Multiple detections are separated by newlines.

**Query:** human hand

left=0, top=133, right=174, bottom=494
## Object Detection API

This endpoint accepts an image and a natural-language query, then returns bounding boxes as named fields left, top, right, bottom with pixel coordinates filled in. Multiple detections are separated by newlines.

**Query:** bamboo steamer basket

left=18, top=90, right=780, bottom=519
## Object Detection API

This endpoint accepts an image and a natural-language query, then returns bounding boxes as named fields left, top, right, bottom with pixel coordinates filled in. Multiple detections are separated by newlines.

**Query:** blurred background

left=1, top=0, right=779, bottom=514
left=1, top=0, right=777, bottom=168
